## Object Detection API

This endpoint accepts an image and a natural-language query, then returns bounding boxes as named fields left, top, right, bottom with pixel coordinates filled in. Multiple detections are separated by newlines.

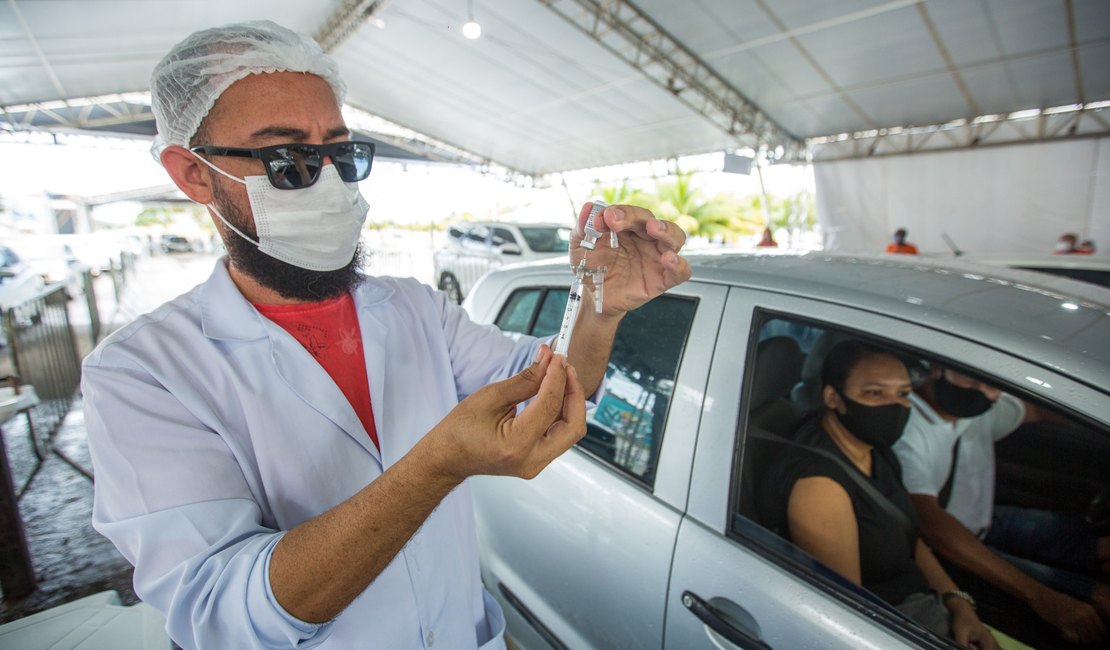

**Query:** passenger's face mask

left=835, top=393, right=911, bottom=448
left=933, top=374, right=993, bottom=418
left=195, top=155, right=368, bottom=272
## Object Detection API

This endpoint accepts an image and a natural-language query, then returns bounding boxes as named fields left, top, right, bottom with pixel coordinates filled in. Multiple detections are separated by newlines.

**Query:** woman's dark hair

left=820, top=339, right=900, bottom=394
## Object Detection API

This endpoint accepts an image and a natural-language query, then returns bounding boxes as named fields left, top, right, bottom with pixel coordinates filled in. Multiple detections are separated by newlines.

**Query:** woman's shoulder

left=761, top=419, right=854, bottom=494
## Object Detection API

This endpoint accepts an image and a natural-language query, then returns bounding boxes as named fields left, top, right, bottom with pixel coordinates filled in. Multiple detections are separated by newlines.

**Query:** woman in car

left=757, top=340, right=999, bottom=649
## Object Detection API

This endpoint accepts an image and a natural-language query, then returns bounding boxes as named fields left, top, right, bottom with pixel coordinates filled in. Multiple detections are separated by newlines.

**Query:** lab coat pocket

left=477, top=588, right=507, bottom=650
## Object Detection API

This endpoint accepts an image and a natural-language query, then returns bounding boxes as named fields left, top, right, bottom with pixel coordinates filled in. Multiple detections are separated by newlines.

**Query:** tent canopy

left=2, top=0, right=1108, bottom=176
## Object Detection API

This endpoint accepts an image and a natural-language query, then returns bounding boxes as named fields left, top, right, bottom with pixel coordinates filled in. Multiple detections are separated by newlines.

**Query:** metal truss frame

left=538, top=0, right=805, bottom=162
left=315, top=0, right=393, bottom=53
left=809, top=103, right=1110, bottom=162
left=1, top=94, right=154, bottom=133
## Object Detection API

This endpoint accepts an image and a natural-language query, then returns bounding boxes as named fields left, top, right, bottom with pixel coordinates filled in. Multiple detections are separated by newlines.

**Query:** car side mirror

left=499, top=243, right=522, bottom=256
left=0, top=269, right=14, bottom=279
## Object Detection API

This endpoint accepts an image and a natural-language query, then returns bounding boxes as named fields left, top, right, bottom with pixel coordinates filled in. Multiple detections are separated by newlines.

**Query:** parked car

left=465, top=252, right=1110, bottom=650
left=61, top=234, right=125, bottom=276
left=433, top=221, right=571, bottom=303
left=6, top=237, right=86, bottom=297
left=160, top=234, right=193, bottom=254
left=0, top=245, right=47, bottom=344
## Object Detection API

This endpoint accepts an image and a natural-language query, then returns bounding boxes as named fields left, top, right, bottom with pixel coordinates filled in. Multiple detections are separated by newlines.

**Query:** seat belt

left=938, top=438, right=961, bottom=510
left=749, top=427, right=914, bottom=543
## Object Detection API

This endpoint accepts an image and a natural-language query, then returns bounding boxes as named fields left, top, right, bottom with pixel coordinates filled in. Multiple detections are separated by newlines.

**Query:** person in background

left=757, top=340, right=997, bottom=649
left=756, top=226, right=778, bottom=248
left=1053, top=233, right=1095, bottom=255
left=82, top=21, right=691, bottom=650
left=894, top=365, right=1110, bottom=646
left=886, top=228, right=919, bottom=255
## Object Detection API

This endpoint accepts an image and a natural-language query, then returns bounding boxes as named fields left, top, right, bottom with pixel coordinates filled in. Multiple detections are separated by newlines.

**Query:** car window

left=730, top=310, right=1110, bottom=650
left=1017, top=266, right=1110, bottom=288
left=518, top=226, right=571, bottom=253
left=491, top=228, right=517, bottom=247
left=495, top=289, right=542, bottom=334
left=459, top=224, right=490, bottom=251
left=495, top=288, right=697, bottom=485
left=1, top=246, right=21, bottom=267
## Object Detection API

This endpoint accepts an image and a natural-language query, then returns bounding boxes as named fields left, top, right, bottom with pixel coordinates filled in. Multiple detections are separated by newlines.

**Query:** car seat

left=790, top=331, right=850, bottom=416
left=738, top=336, right=803, bottom=519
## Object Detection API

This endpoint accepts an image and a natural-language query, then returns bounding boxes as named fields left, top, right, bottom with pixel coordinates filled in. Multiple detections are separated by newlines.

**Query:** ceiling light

left=463, top=0, right=481, bottom=39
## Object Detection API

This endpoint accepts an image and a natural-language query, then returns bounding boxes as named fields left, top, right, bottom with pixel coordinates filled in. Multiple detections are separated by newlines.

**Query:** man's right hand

left=430, top=344, right=587, bottom=482
left=1029, top=586, right=1106, bottom=644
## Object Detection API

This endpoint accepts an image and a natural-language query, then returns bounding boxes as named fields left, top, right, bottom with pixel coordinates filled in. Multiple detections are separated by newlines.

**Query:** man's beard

left=211, top=182, right=364, bottom=302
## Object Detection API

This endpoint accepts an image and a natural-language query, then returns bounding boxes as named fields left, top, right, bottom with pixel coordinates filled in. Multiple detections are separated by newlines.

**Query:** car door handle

left=682, top=591, right=773, bottom=650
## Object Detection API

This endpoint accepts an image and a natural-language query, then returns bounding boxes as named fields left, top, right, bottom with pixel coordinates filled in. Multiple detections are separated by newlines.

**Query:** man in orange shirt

left=886, top=228, right=919, bottom=255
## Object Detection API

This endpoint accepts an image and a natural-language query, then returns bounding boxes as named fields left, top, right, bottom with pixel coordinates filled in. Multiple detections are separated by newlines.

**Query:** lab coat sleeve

left=422, top=281, right=606, bottom=407
left=428, top=284, right=544, bottom=400
left=83, top=361, right=331, bottom=650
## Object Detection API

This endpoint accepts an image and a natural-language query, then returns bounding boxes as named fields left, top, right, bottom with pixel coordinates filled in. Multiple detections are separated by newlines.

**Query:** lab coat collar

left=199, top=258, right=396, bottom=341
left=199, top=258, right=398, bottom=463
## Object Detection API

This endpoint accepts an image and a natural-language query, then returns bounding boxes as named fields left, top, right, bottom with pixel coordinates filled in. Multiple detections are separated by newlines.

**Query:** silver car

left=433, top=221, right=571, bottom=304
left=466, top=252, right=1110, bottom=650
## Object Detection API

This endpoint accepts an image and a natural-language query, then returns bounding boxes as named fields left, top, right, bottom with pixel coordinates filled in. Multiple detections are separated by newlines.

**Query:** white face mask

left=195, top=155, right=369, bottom=271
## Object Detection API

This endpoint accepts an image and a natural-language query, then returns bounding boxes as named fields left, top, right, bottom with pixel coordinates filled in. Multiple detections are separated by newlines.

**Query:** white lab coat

left=84, top=260, right=535, bottom=649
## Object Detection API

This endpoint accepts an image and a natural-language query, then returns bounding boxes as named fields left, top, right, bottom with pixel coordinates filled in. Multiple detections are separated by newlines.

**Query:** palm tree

left=591, top=179, right=643, bottom=206
left=649, top=172, right=762, bottom=243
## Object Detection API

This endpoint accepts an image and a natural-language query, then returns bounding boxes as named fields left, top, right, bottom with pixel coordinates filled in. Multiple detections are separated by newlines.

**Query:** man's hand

left=431, top=344, right=586, bottom=482
left=948, top=601, right=999, bottom=649
left=1029, top=585, right=1106, bottom=644
left=570, top=203, right=692, bottom=317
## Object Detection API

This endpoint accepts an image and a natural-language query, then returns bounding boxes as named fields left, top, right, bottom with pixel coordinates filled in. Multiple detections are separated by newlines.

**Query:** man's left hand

left=570, top=203, right=692, bottom=317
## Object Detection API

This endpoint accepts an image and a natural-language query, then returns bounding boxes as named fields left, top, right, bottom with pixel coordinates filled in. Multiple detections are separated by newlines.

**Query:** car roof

left=484, top=251, right=1110, bottom=391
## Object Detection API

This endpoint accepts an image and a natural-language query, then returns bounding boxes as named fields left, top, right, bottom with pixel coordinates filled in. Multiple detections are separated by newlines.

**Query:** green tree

left=766, top=192, right=816, bottom=233
left=134, top=206, right=175, bottom=227
left=647, top=171, right=762, bottom=242
left=590, top=179, right=644, bottom=206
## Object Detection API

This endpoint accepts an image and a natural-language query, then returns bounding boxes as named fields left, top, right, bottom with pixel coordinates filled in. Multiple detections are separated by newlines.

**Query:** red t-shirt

left=253, top=294, right=379, bottom=449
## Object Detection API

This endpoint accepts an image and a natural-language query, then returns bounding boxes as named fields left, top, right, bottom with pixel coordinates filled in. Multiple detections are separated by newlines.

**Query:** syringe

left=552, top=260, right=587, bottom=357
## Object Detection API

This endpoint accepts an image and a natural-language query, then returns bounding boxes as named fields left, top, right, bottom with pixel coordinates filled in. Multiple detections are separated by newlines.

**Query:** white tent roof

left=3, top=0, right=1108, bottom=176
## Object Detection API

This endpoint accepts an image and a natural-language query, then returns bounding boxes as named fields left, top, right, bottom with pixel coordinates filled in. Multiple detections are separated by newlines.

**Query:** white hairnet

left=150, top=20, right=346, bottom=160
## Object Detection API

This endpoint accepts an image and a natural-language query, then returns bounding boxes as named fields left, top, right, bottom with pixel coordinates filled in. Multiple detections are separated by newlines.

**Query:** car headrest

left=750, top=336, right=803, bottom=409
left=791, top=331, right=853, bottom=415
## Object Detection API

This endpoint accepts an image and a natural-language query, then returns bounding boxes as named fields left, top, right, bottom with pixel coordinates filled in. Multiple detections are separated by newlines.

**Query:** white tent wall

left=815, top=138, right=1110, bottom=257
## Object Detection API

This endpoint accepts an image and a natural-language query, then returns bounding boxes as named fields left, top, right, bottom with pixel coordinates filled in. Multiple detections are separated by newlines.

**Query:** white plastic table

left=0, top=590, right=170, bottom=650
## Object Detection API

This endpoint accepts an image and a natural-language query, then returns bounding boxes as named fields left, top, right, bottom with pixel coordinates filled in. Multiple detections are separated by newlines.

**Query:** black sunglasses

left=190, top=140, right=376, bottom=190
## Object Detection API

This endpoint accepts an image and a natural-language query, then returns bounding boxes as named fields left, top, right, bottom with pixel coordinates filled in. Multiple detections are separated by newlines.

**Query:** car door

left=666, top=285, right=1110, bottom=649
left=470, top=272, right=726, bottom=650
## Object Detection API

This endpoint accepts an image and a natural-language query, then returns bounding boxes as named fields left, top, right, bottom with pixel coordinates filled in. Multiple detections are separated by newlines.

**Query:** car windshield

left=1018, top=266, right=1110, bottom=289
left=518, top=226, right=571, bottom=253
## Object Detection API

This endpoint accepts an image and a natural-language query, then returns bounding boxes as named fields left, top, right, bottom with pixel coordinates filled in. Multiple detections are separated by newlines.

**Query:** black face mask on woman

left=933, top=374, right=993, bottom=418
left=835, top=394, right=911, bottom=448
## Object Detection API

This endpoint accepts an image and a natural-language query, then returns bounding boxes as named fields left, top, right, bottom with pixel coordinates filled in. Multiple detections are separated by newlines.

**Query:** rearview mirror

left=499, top=243, right=522, bottom=256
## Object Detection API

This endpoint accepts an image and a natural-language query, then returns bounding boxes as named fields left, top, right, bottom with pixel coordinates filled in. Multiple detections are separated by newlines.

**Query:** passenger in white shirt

left=84, top=21, right=691, bottom=650
left=894, top=366, right=1110, bottom=646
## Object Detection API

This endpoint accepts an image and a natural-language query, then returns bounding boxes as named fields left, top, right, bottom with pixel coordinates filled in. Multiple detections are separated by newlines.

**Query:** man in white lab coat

left=83, top=21, right=690, bottom=650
